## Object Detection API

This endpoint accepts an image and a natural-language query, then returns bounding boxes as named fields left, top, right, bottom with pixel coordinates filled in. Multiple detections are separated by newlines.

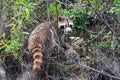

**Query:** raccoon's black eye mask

left=60, top=25, right=65, bottom=29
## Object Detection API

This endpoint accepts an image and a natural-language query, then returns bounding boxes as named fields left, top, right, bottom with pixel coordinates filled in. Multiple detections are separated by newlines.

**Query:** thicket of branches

left=0, top=0, right=120, bottom=80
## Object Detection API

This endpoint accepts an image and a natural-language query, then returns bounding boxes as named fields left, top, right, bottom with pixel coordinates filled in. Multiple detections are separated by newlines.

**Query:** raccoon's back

left=28, top=22, right=51, bottom=50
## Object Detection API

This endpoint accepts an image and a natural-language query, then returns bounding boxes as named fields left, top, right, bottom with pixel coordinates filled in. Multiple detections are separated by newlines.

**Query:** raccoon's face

left=58, top=15, right=74, bottom=34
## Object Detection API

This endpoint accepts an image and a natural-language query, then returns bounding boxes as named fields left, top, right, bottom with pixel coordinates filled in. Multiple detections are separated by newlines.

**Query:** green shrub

left=0, top=0, right=35, bottom=59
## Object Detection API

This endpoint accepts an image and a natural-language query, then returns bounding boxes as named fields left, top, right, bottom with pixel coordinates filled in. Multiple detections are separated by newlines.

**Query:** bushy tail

left=28, top=36, right=43, bottom=72
left=32, top=51, right=43, bottom=72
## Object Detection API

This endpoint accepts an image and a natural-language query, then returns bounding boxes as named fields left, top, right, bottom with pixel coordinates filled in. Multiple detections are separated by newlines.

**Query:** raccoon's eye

left=60, top=25, right=65, bottom=29
left=69, top=25, right=73, bottom=28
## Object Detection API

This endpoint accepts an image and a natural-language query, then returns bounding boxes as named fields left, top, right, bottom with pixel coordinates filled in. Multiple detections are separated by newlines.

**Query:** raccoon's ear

left=70, top=15, right=75, bottom=20
left=58, top=16, right=64, bottom=21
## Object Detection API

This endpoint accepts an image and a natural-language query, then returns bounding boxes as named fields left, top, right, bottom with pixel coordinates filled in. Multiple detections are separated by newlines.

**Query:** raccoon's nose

left=68, top=30, right=72, bottom=33
left=66, top=27, right=72, bottom=33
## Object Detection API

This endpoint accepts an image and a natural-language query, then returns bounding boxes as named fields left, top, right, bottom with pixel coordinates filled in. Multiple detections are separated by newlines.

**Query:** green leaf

left=114, top=0, right=120, bottom=5
left=8, top=23, right=16, bottom=27
left=25, top=8, right=30, bottom=21
left=18, top=19, right=23, bottom=28
left=2, top=33, right=5, bottom=38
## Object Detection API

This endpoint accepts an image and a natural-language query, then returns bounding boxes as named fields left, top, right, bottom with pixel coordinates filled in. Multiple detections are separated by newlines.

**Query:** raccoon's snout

left=65, top=27, right=72, bottom=33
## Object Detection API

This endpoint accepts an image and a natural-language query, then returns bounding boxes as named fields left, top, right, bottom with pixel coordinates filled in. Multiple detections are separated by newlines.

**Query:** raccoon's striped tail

left=32, top=52, right=43, bottom=72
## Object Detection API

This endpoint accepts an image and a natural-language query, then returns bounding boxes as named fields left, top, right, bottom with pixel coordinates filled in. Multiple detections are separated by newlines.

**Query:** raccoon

left=28, top=15, right=74, bottom=72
